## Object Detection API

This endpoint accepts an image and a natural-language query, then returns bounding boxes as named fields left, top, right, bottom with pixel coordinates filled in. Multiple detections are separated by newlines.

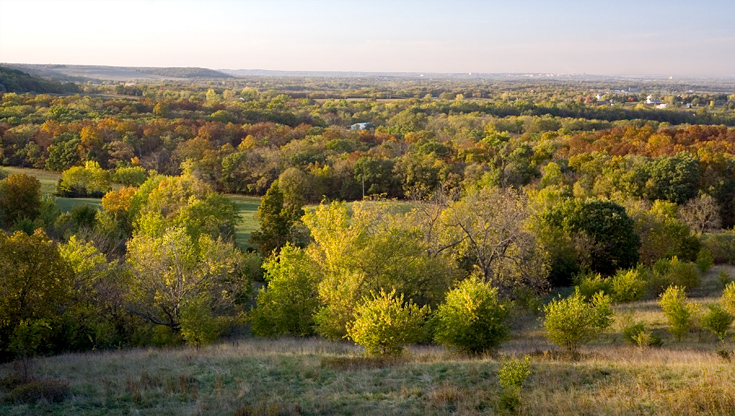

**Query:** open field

left=2, top=166, right=61, bottom=195
left=1, top=266, right=733, bottom=416
left=1, top=324, right=732, bottom=415
left=228, top=194, right=260, bottom=249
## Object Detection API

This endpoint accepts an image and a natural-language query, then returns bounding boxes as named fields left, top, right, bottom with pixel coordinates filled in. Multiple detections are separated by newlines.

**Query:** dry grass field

left=1, top=266, right=733, bottom=415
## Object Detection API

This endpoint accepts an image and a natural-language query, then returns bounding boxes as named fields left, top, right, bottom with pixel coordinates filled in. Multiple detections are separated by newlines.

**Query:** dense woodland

left=1, top=66, right=735, bottom=371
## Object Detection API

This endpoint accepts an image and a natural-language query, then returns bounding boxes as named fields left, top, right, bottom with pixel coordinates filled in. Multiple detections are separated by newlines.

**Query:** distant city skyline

left=1, top=0, right=734, bottom=78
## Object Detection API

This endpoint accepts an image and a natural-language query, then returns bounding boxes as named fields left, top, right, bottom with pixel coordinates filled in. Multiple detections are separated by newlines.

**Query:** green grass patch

left=55, top=197, right=102, bottom=213
left=2, top=166, right=61, bottom=196
left=227, top=194, right=261, bottom=250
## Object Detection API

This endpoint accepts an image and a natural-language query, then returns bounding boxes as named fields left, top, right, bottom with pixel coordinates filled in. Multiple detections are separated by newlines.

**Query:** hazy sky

left=1, top=0, right=734, bottom=77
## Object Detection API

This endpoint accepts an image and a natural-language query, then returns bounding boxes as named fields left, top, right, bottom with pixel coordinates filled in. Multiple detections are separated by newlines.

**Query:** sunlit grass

left=3, top=166, right=61, bottom=195
left=1, top=334, right=733, bottom=416
left=227, top=194, right=260, bottom=250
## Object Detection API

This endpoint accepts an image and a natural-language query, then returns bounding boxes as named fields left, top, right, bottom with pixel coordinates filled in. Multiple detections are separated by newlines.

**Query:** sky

left=1, top=0, right=734, bottom=77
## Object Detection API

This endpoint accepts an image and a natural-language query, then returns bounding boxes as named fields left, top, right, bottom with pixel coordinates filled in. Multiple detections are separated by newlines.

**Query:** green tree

left=45, top=132, right=81, bottom=172
left=251, top=244, right=320, bottom=337
left=57, top=161, right=111, bottom=197
left=112, top=166, right=148, bottom=187
left=304, top=201, right=455, bottom=339
left=0, top=230, right=74, bottom=359
left=250, top=180, right=305, bottom=256
left=179, top=295, right=221, bottom=347
left=433, top=274, right=510, bottom=354
left=644, top=154, right=700, bottom=204
left=442, top=186, right=548, bottom=295
left=125, top=227, right=249, bottom=336
left=58, top=235, right=123, bottom=350
left=346, top=289, right=429, bottom=356
left=544, top=198, right=640, bottom=277
left=132, top=173, right=238, bottom=241
left=353, top=156, right=395, bottom=197
left=626, top=200, right=692, bottom=266
left=0, top=173, right=41, bottom=228
left=543, top=288, right=613, bottom=356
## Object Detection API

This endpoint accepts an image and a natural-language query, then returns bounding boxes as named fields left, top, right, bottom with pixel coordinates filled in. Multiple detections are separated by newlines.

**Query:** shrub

left=701, top=231, right=735, bottom=265
left=498, top=356, right=531, bottom=412
left=717, top=271, right=733, bottom=289
left=346, top=289, right=429, bottom=356
left=8, top=378, right=70, bottom=404
left=723, top=282, right=735, bottom=316
left=649, top=257, right=701, bottom=295
left=696, top=248, right=714, bottom=272
left=433, top=275, right=511, bottom=354
left=575, top=271, right=612, bottom=300
left=702, top=304, right=734, bottom=343
left=622, top=319, right=662, bottom=349
left=659, top=286, right=694, bottom=341
left=543, top=288, right=613, bottom=355
left=609, top=268, right=648, bottom=302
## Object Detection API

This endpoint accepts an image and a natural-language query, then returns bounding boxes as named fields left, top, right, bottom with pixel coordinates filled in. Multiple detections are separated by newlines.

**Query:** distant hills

left=1, top=63, right=733, bottom=87
left=0, top=65, right=80, bottom=94
left=1, top=64, right=233, bottom=82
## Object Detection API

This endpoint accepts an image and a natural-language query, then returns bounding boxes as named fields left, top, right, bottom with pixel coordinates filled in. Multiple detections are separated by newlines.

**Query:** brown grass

left=0, top=267, right=733, bottom=415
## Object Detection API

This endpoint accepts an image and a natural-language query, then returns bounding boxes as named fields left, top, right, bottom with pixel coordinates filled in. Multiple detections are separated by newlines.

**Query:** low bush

left=649, top=257, right=701, bottom=295
left=498, top=356, right=531, bottom=412
left=575, top=271, right=612, bottom=300
left=543, top=288, right=613, bottom=356
left=576, top=268, right=647, bottom=303
left=659, top=286, right=695, bottom=341
left=696, top=248, right=714, bottom=272
left=346, top=289, right=429, bottom=356
left=717, top=271, right=733, bottom=289
left=723, top=281, right=735, bottom=316
left=609, top=268, right=648, bottom=302
left=622, top=319, right=662, bottom=349
left=433, top=275, right=510, bottom=354
left=702, top=304, right=734, bottom=343
left=7, top=378, right=69, bottom=404
left=701, top=231, right=735, bottom=264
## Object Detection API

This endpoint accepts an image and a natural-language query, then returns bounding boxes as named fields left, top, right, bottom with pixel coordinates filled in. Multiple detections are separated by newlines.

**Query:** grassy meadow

left=1, top=266, right=733, bottom=415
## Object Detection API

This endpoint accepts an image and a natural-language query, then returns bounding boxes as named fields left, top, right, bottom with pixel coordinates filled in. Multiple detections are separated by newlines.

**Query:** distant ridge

left=0, top=65, right=80, bottom=94
left=1, top=64, right=232, bottom=82
left=2, top=63, right=733, bottom=85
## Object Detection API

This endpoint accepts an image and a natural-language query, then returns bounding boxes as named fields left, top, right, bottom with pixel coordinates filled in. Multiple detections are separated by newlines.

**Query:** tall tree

left=0, top=173, right=41, bottom=228
left=0, top=229, right=74, bottom=358
left=125, top=227, right=248, bottom=332
left=250, top=180, right=305, bottom=256
left=442, top=187, right=549, bottom=295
